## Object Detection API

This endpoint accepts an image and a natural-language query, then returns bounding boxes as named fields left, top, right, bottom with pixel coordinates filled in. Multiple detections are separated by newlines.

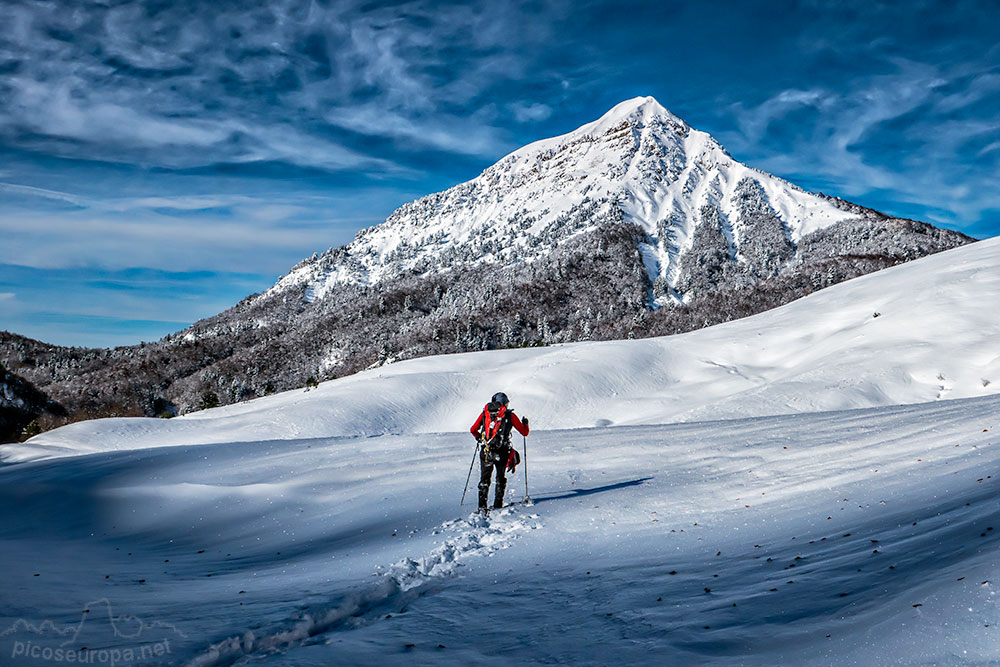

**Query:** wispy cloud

left=732, top=89, right=830, bottom=144
left=935, top=73, right=1000, bottom=113
left=2, top=76, right=405, bottom=172
left=0, top=264, right=267, bottom=346
left=323, top=105, right=508, bottom=156
left=979, top=141, right=1000, bottom=157
left=0, top=181, right=86, bottom=207
left=0, top=0, right=567, bottom=172
left=722, top=56, right=1000, bottom=230
left=0, top=211, right=344, bottom=274
left=117, top=195, right=255, bottom=212
left=509, top=102, right=553, bottom=123
left=6, top=78, right=229, bottom=148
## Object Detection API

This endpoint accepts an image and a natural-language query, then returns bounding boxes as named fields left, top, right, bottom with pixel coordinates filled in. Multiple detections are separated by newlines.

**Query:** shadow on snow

left=529, top=477, right=654, bottom=504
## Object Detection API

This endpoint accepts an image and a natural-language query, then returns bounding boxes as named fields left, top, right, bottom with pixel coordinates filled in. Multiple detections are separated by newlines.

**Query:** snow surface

left=1, top=239, right=998, bottom=665
left=270, top=96, right=855, bottom=301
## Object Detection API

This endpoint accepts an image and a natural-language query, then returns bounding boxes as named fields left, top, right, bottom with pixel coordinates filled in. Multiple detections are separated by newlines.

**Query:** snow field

left=1, top=234, right=998, bottom=665
left=0, top=396, right=996, bottom=665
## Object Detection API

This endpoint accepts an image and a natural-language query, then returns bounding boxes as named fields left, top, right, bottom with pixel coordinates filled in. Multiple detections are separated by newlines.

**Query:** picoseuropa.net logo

left=1, top=598, right=186, bottom=666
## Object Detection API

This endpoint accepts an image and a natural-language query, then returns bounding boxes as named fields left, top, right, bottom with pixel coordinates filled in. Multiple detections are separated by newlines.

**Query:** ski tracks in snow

left=186, top=508, right=541, bottom=666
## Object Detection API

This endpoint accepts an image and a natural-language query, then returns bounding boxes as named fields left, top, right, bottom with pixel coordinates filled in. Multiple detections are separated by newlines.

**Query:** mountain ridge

left=0, top=361, right=66, bottom=442
left=10, top=235, right=999, bottom=461
left=270, top=96, right=860, bottom=306
left=0, top=97, right=974, bottom=437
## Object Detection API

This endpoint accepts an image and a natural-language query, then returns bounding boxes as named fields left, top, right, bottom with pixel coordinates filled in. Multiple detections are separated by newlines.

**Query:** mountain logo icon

left=1, top=598, right=186, bottom=665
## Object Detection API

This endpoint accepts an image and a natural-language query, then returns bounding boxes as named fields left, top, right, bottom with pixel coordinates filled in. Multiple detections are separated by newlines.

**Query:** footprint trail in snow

left=187, top=507, right=542, bottom=666
left=386, top=507, right=542, bottom=590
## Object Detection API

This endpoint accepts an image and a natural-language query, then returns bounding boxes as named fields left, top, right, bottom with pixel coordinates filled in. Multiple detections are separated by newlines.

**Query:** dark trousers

left=478, top=445, right=509, bottom=509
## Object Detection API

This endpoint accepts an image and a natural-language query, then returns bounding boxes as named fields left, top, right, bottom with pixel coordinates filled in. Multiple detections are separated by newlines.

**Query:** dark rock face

left=732, top=177, right=796, bottom=280
left=0, top=362, right=66, bottom=443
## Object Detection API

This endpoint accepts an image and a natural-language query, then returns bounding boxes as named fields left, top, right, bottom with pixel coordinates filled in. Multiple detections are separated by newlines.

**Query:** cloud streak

left=0, top=0, right=567, bottom=173
left=721, top=56, right=1000, bottom=231
left=0, top=181, right=86, bottom=208
left=0, top=264, right=266, bottom=347
left=0, top=208, right=357, bottom=274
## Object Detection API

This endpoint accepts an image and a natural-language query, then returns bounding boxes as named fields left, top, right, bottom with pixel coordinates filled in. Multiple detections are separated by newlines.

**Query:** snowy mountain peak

left=583, top=95, right=686, bottom=132
left=272, top=97, right=860, bottom=302
left=514, top=95, right=688, bottom=155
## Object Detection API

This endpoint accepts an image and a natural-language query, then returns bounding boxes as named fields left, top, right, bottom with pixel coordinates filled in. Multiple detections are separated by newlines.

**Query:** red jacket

left=471, top=404, right=529, bottom=442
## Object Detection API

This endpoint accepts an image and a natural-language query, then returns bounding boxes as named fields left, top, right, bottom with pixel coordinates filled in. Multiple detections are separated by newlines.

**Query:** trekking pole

left=461, top=443, right=480, bottom=506
left=522, top=433, right=532, bottom=506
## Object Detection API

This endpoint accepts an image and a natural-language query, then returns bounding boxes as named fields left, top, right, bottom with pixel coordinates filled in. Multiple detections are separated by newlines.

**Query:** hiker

left=470, top=392, right=529, bottom=512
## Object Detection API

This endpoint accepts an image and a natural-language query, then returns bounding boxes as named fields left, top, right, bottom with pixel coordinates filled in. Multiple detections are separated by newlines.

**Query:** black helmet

left=491, top=392, right=509, bottom=407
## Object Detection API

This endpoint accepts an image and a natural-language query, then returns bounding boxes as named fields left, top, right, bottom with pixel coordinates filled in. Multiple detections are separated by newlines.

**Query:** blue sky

left=1, top=0, right=997, bottom=347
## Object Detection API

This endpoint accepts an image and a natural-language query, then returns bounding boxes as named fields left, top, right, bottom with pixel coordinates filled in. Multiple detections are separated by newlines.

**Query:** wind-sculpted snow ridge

left=186, top=509, right=541, bottom=666
left=270, top=96, right=857, bottom=302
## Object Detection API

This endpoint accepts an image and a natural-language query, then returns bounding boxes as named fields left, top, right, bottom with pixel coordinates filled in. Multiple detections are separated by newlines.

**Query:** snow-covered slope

left=8, top=235, right=997, bottom=463
left=1, top=235, right=997, bottom=665
left=1, top=378, right=997, bottom=665
left=273, top=97, right=856, bottom=301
